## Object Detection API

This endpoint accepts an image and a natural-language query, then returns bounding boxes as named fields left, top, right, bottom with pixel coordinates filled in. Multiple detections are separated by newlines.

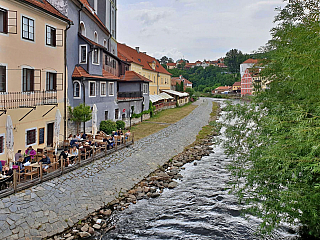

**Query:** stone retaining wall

left=0, top=98, right=213, bottom=240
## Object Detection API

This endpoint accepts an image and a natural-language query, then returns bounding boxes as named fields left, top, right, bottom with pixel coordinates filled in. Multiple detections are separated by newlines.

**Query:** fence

left=0, top=134, right=134, bottom=199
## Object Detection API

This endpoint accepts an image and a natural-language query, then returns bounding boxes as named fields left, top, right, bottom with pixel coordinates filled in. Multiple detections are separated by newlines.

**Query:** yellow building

left=0, top=0, right=70, bottom=161
left=117, top=44, right=171, bottom=95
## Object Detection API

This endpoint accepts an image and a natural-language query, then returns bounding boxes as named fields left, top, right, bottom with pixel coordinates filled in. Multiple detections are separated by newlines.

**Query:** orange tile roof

left=117, top=43, right=172, bottom=76
left=233, top=81, right=241, bottom=86
left=242, top=59, right=259, bottom=64
left=21, top=0, right=70, bottom=22
left=167, top=63, right=176, bottom=66
left=120, top=71, right=152, bottom=82
left=72, top=66, right=119, bottom=80
left=215, top=86, right=232, bottom=91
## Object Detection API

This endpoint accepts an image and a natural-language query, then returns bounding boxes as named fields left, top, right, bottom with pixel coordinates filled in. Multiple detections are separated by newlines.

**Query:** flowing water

left=102, top=99, right=297, bottom=240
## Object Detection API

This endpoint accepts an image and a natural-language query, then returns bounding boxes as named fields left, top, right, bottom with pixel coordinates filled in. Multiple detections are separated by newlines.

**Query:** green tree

left=100, top=120, right=117, bottom=134
left=68, top=104, right=92, bottom=133
left=224, top=49, right=249, bottom=73
left=185, top=88, right=194, bottom=98
left=224, top=0, right=320, bottom=237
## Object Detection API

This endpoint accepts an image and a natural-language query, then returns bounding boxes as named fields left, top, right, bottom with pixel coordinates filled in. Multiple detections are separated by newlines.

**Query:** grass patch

left=131, top=102, right=197, bottom=141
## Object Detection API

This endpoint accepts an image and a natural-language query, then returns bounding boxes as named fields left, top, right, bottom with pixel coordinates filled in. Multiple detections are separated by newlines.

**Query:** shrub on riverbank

left=116, top=120, right=125, bottom=130
left=100, top=120, right=117, bottom=134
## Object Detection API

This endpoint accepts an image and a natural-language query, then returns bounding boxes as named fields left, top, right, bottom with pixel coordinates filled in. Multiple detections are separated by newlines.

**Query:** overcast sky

left=117, top=0, right=285, bottom=62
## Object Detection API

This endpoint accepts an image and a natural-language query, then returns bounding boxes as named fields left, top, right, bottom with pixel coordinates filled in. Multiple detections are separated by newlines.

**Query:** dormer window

left=92, top=48, right=99, bottom=65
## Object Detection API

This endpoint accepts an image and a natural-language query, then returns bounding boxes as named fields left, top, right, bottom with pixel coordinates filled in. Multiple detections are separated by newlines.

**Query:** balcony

left=0, top=91, right=57, bottom=111
left=117, top=91, right=143, bottom=101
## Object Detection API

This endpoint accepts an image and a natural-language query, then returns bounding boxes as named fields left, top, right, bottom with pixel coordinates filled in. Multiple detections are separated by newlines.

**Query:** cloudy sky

left=117, top=0, right=285, bottom=62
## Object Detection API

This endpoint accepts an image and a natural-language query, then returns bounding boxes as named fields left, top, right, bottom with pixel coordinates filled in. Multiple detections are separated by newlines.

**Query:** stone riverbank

left=0, top=98, right=213, bottom=240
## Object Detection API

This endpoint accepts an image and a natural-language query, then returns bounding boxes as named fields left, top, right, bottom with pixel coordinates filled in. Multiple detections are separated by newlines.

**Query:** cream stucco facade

left=130, top=63, right=171, bottom=95
left=0, top=0, right=68, bottom=162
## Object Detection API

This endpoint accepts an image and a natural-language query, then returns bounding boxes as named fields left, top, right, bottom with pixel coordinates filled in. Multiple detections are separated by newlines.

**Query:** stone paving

left=0, top=98, right=213, bottom=240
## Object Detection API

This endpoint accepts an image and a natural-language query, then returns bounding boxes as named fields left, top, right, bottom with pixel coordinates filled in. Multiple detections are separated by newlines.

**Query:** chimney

left=179, top=75, right=182, bottom=79
left=135, top=47, right=140, bottom=53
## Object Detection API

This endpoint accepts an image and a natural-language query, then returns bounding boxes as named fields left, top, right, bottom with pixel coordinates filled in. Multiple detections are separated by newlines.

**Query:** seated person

left=70, top=146, right=78, bottom=163
left=118, top=129, right=123, bottom=135
left=39, top=155, right=51, bottom=171
left=81, top=132, right=87, bottom=140
left=14, top=150, right=23, bottom=169
left=70, top=135, right=79, bottom=147
left=0, top=161, right=2, bottom=174
left=125, top=130, right=131, bottom=140
left=24, top=146, right=36, bottom=163
left=76, top=133, right=81, bottom=140
left=4, top=167, right=13, bottom=176
left=67, top=134, right=73, bottom=141
left=59, top=149, right=70, bottom=166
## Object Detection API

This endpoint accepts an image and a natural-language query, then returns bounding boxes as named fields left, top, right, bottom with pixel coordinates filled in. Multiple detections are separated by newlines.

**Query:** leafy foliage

left=224, top=0, right=320, bottom=237
left=99, top=120, right=117, bottom=134
left=68, top=104, right=92, bottom=133
left=116, top=120, right=125, bottom=130
left=224, top=49, right=249, bottom=73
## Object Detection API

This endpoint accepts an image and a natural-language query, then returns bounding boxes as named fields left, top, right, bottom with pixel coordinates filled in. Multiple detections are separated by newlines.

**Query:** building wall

left=0, top=0, right=67, bottom=159
left=129, top=63, right=171, bottom=95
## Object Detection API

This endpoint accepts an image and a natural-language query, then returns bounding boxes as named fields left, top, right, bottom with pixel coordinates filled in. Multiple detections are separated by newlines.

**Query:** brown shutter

left=52, top=28, right=56, bottom=47
left=30, top=69, right=34, bottom=91
left=53, top=73, right=57, bottom=90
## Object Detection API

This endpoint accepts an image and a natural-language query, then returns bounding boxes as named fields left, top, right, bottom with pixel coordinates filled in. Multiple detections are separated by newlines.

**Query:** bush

left=116, top=120, right=125, bottom=130
left=99, top=120, right=117, bottom=134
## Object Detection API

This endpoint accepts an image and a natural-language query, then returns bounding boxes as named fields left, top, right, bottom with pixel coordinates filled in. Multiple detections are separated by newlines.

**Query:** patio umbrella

left=53, top=109, right=61, bottom=155
left=92, top=104, right=98, bottom=139
left=6, top=115, right=14, bottom=166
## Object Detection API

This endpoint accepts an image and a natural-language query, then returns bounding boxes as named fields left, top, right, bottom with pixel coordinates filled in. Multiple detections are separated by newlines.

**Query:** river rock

left=168, top=181, right=178, bottom=189
left=88, top=227, right=94, bottom=234
left=64, top=233, right=72, bottom=238
left=109, top=199, right=119, bottom=206
left=143, top=186, right=150, bottom=192
left=150, top=193, right=160, bottom=198
left=173, top=162, right=184, bottom=167
left=79, top=232, right=91, bottom=238
left=66, top=237, right=74, bottom=240
left=93, top=224, right=101, bottom=230
left=103, top=209, right=112, bottom=216
left=81, top=224, right=89, bottom=232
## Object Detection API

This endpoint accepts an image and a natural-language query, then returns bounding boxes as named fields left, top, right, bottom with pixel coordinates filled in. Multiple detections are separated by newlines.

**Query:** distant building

left=232, top=82, right=241, bottom=93
left=213, top=86, right=232, bottom=94
left=171, top=75, right=193, bottom=91
left=240, top=59, right=259, bottom=77
left=167, top=63, right=177, bottom=69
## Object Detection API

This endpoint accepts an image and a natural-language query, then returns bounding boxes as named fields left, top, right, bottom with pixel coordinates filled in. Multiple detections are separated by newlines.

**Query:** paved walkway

left=0, top=98, right=213, bottom=240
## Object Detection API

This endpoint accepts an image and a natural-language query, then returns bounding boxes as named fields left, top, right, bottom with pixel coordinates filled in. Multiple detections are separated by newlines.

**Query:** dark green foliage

left=99, top=120, right=117, bottom=134
left=224, top=0, right=320, bottom=237
left=224, top=49, right=249, bottom=73
left=185, top=88, right=194, bottom=98
left=116, top=120, right=125, bottom=130
left=168, top=66, right=239, bottom=91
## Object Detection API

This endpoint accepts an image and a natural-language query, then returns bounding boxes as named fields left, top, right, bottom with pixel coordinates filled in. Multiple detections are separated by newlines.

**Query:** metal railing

left=117, top=91, right=143, bottom=99
left=0, top=91, right=57, bottom=110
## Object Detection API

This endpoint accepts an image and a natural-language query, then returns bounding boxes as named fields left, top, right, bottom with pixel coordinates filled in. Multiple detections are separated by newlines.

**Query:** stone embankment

left=0, top=98, right=214, bottom=240
left=52, top=136, right=217, bottom=239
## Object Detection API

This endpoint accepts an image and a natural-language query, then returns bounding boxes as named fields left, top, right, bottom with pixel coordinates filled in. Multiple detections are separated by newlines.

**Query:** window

left=39, top=127, right=45, bottom=145
left=105, top=55, right=108, bottom=66
left=0, top=66, right=6, bottom=92
left=100, top=82, right=106, bottom=96
left=104, top=111, right=108, bottom=120
left=46, top=25, right=56, bottom=46
left=92, top=48, right=99, bottom=64
left=143, top=83, right=148, bottom=94
left=115, top=109, right=119, bottom=120
left=108, top=82, right=114, bottom=96
left=94, top=31, right=98, bottom=42
left=79, top=45, right=87, bottom=64
left=22, top=16, right=34, bottom=41
left=0, top=8, right=8, bottom=34
left=26, top=128, right=36, bottom=146
left=89, top=81, right=96, bottom=97
left=0, top=134, right=4, bottom=154
left=161, top=78, right=163, bottom=84
left=73, top=81, right=80, bottom=98
left=46, top=72, right=56, bottom=91
left=103, top=39, right=107, bottom=48
left=22, top=68, right=34, bottom=92
left=80, top=22, right=86, bottom=36
left=153, top=76, right=155, bottom=83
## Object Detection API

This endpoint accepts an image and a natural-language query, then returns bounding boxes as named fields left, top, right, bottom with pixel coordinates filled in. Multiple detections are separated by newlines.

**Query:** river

left=102, top=99, right=297, bottom=240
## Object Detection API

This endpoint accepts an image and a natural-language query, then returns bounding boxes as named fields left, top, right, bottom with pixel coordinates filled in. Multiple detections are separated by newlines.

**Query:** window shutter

left=30, top=69, right=34, bottom=91
left=3, top=11, right=8, bottom=34
left=52, top=28, right=56, bottom=47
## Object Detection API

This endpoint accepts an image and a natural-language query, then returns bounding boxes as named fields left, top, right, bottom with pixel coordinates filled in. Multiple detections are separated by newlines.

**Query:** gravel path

left=0, top=98, right=213, bottom=240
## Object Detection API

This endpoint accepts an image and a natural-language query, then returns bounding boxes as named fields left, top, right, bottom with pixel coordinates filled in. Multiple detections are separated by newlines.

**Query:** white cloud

left=118, top=0, right=285, bottom=62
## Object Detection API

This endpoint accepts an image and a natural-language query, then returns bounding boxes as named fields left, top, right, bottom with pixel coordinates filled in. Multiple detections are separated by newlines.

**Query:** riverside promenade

left=0, top=98, right=213, bottom=240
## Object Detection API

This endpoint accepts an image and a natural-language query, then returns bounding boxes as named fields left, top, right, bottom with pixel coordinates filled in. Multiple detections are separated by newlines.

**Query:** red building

left=241, top=68, right=253, bottom=96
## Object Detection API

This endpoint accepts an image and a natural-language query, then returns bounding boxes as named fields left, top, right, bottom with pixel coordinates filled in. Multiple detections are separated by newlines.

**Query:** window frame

left=0, top=133, right=4, bottom=155
left=21, top=15, right=34, bottom=41
left=73, top=80, right=81, bottom=99
left=25, top=127, right=37, bottom=147
left=92, top=48, right=100, bottom=65
left=46, top=71, right=57, bottom=91
left=79, top=44, right=87, bottom=64
left=100, top=81, right=107, bottom=97
left=143, top=83, right=148, bottom=94
left=104, top=111, right=108, bottom=120
left=115, top=108, right=119, bottom=120
left=45, top=25, right=56, bottom=47
left=0, top=7, right=8, bottom=34
left=108, top=82, right=114, bottom=96
left=79, top=21, right=86, bottom=36
left=89, top=81, right=96, bottom=97
left=22, top=67, right=34, bottom=92
left=0, top=64, right=7, bottom=92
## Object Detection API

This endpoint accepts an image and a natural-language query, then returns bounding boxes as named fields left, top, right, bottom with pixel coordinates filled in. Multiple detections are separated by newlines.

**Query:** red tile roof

left=214, top=86, right=232, bottom=91
left=233, top=81, right=241, bottom=87
left=120, top=71, right=152, bottom=82
left=167, top=63, right=176, bottom=66
left=171, top=77, right=192, bottom=85
left=242, top=59, right=259, bottom=64
left=117, top=43, right=171, bottom=76
left=72, top=66, right=119, bottom=80
left=21, top=0, right=70, bottom=22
